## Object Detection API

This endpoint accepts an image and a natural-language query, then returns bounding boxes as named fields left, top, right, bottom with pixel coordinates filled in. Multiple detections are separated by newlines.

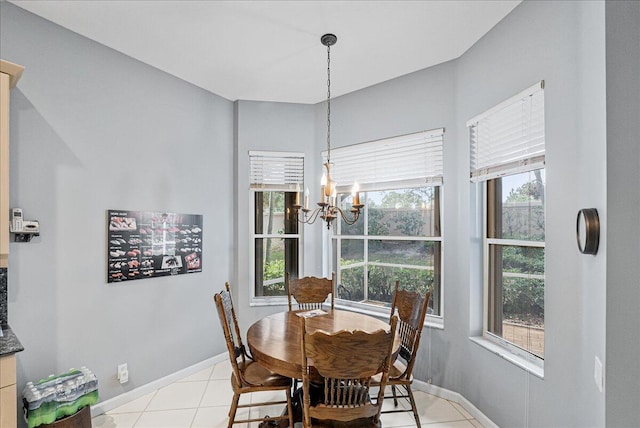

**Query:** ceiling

left=9, top=0, right=521, bottom=104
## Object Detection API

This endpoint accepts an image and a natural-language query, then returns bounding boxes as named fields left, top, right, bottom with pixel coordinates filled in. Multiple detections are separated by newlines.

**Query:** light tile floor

left=92, top=360, right=484, bottom=428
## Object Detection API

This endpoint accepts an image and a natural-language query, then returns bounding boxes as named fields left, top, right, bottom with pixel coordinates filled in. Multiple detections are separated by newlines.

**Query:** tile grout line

left=142, top=389, right=159, bottom=413
left=446, top=398, right=473, bottom=421
left=190, top=377, right=213, bottom=427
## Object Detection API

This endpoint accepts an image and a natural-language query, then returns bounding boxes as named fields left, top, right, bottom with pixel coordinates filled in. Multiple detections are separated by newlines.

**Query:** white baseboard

left=92, top=354, right=496, bottom=428
left=413, top=379, right=498, bottom=428
left=91, top=353, right=227, bottom=418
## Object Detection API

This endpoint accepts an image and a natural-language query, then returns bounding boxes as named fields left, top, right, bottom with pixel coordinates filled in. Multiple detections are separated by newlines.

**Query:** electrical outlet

left=117, top=363, right=129, bottom=384
left=594, top=356, right=603, bottom=392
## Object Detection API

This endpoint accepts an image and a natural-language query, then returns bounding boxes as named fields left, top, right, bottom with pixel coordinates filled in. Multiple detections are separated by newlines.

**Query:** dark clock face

left=577, top=208, right=599, bottom=255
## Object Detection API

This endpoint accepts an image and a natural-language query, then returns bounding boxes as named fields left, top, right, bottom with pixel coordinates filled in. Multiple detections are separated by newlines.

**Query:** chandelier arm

left=307, top=207, right=324, bottom=224
left=297, top=207, right=323, bottom=225
left=335, top=207, right=361, bottom=225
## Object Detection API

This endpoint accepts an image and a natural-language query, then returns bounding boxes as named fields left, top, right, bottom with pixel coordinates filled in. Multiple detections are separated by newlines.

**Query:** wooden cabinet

left=0, top=59, right=23, bottom=428
left=0, top=60, right=24, bottom=269
left=0, top=354, right=17, bottom=427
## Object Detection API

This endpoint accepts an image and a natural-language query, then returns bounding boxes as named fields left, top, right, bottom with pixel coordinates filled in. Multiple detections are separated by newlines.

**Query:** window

left=333, top=187, right=441, bottom=315
left=468, top=81, right=545, bottom=362
left=250, top=151, right=303, bottom=298
left=326, top=129, right=444, bottom=317
left=486, top=171, right=545, bottom=359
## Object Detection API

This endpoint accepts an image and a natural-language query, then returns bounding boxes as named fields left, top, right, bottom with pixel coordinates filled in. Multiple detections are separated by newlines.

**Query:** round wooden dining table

left=247, top=309, right=398, bottom=380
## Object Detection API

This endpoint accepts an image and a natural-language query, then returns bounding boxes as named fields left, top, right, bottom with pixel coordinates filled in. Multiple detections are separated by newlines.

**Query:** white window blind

left=467, top=81, right=545, bottom=181
left=249, top=151, right=304, bottom=190
left=322, top=128, right=444, bottom=192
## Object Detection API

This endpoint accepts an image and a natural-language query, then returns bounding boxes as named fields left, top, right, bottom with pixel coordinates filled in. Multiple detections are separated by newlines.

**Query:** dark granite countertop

left=0, top=326, right=24, bottom=356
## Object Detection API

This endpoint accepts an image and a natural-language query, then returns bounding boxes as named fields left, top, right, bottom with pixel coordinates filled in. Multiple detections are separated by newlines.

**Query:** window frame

left=321, top=129, right=445, bottom=326
left=330, top=184, right=444, bottom=328
left=249, top=150, right=304, bottom=306
left=468, top=81, right=546, bottom=374
left=481, top=175, right=545, bottom=368
left=250, top=188, right=302, bottom=305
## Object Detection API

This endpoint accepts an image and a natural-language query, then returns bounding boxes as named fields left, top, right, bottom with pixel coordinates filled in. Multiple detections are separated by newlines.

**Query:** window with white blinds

left=322, top=128, right=444, bottom=192
left=249, top=151, right=304, bottom=190
left=467, top=81, right=545, bottom=181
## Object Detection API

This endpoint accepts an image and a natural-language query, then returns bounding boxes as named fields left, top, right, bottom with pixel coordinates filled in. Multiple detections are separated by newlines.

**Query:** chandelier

left=292, top=34, right=364, bottom=229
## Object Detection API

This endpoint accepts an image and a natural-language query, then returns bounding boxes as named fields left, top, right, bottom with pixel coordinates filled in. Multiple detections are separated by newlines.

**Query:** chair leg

left=391, top=385, right=399, bottom=407
left=406, top=385, right=421, bottom=428
left=286, top=387, right=294, bottom=428
left=228, top=393, right=240, bottom=427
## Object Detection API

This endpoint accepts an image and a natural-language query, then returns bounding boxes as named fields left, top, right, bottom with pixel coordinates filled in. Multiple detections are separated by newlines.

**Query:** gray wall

left=0, top=1, right=234, bottom=418
left=606, top=1, right=640, bottom=426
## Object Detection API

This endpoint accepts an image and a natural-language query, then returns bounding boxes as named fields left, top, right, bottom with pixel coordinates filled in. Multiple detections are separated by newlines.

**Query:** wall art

left=107, top=209, right=202, bottom=283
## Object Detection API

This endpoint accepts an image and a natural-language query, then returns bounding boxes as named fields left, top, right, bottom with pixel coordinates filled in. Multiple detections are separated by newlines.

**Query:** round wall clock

left=576, top=208, right=600, bottom=255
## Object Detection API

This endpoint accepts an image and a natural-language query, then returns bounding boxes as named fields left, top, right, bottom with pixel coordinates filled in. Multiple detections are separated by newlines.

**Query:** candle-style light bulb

left=304, top=188, right=310, bottom=210
left=295, top=184, right=301, bottom=206
left=320, top=173, right=327, bottom=203
left=352, top=182, right=360, bottom=206
left=324, top=163, right=334, bottom=197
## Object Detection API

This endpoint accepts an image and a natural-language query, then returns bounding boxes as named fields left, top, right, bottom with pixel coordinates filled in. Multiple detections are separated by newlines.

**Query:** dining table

left=247, top=308, right=400, bottom=427
left=247, top=308, right=399, bottom=381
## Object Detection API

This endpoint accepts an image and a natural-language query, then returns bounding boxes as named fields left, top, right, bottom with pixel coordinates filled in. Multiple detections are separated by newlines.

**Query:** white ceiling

left=9, top=0, right=520, bottom=104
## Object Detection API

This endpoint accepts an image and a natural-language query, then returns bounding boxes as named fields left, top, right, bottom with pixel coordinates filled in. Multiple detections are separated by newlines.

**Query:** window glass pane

left=340, top=239, right=364, bottom=266
left=368, top=240, right=437, bottom=267
left=368, top=265, right=436, bottom=312
left=490, top=170, right=545, bottom=241
left=254, top=237, right=298, bottom=297
left=367, top=188, right=440, bottom=237
left=488, top=244, right=545, bottom=359
left=255, top=191, right=298, bottom=235
left=339, top=193, right=365, bottom=236
left=254, top=190, right=299, bottom=297
left=338, top=266, right=365, bottom=301
left=502, top=245, right=545, bottom=276
left=334, top=185, right=442, bottom=316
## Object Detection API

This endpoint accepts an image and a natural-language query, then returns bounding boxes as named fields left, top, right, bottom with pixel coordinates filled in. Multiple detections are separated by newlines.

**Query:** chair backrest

left=286, top=272, right=335, bottom=311
left=300, top=315, right=398, bottom=427
left=390, top=280, right=431, bottom=380
left=214, top=282, right=247, bottom=386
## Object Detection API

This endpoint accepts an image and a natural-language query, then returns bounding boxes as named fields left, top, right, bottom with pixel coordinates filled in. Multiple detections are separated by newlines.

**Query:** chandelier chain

left=292, top=33, right=363, bottom=230
left=326, top=41, right=331, bottom=163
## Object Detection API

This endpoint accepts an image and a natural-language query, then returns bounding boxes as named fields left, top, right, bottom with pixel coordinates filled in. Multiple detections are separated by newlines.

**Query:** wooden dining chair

left=286, top=272, right=335, bottom=311
left=214, top=282, right=294, bottom=428
left=299, top=314, right=398, bottom=427
left=376, top=281, right=431, bottom=427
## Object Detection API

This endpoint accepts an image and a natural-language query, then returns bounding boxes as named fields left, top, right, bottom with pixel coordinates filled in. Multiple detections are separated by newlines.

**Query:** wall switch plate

left=594, top=356, right=603, bottom=392
left=117, top=363, right=129, bottom=384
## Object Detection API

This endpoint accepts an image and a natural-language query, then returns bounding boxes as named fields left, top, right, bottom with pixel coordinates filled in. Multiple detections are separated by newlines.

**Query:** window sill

left=469, top=336, right=544, bottom=379
left=247, top=299, right=444, bottom=329
left=334, top=302, right=444, bottom=330
left=249, top=297, right=288, bottom=307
